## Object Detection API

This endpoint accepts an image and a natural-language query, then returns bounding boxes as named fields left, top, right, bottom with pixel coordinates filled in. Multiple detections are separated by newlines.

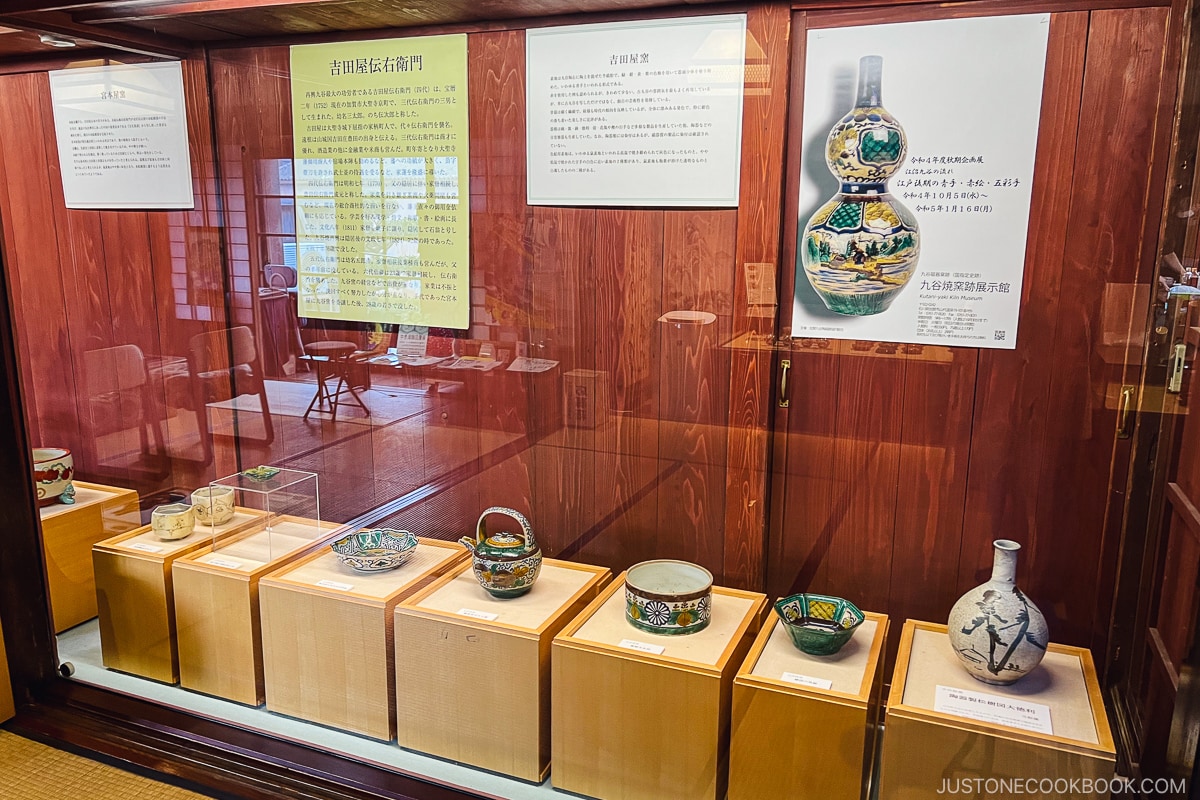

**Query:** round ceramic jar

left=32, top=447, right=75, bottom=507
left=191, top=485, right=235, bottom=527
left=151, top=503, right=195, bottom=541
left=624, top=560, right=713, bottom=636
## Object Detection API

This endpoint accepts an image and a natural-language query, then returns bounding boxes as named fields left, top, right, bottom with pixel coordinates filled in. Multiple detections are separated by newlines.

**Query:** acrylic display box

left=258, top=537, right=468, bottom=740
left=92, top=508, right=269, bottom=683
left=394, top=558, right=611, bottom=781
left=728, top=612, right=888, bottom=800
left=552, top=575, right=767, bottom=800
left=877, top=620, right=1116, bottom=800
left=172, top=467, right=335, bottom=705
left=40, top=481, right=140, bottom=632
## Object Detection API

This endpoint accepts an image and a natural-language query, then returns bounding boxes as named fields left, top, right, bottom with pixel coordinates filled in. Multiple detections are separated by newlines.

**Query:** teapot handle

left=475, top=506, right=535, bottom=549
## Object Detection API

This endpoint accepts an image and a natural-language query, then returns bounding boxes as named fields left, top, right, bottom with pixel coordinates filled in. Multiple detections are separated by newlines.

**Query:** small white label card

left=316, top=579, right=354, bottom=592
left=934, top=685, right=1053, bottom=735
left=618, top=638, right=666, bottom=655
left=127, top=542, right=163, bottom=553
left=457, top=608, right=499, bottom=621
left=780, top=672, right=834, bottom=690
left=207, top=557, right=244, bottom=570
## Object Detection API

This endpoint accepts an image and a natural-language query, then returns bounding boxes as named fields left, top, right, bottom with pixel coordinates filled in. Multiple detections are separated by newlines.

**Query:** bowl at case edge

left=330, top=528, right=418, bottom=572
left=774, top=593, right=865, bottom=656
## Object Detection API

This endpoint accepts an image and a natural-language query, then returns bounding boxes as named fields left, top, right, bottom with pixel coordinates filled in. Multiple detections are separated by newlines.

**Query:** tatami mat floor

left=0, top=729, right=211, bottom=799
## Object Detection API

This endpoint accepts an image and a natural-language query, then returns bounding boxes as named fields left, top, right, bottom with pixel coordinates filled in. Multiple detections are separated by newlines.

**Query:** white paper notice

left=526, top=14, right=746, bottom=207
left=934, top=685, right=1053, bottom=735
left=49, top=62, right=194, bottom=210
left=316, top=579, right=354, bottom=591
left=457, top=608, right=499, bottom=621
left=618, top=639, right=666, bottom=655
left=127, top=542, right=163, bottom=554
left=792, top=15, right=1050, bottom=348
left=780, top=672, right=834, bottom=690
left=207, top=558, right=244, bottom=570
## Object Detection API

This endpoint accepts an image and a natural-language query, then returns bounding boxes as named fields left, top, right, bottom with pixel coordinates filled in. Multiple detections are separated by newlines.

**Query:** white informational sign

left=457, top=608, right=500, bottom=621
left=48, top=62, right=194, bottom=210
left=618, top=638, right=666, bottom=655
left=792, top=15, right=1050, bottom=348
left=780, top=672, right=834, bottom=690
left=526, top=14, right=746, bottom=207
left=934, top=685, right=1053, bottom=735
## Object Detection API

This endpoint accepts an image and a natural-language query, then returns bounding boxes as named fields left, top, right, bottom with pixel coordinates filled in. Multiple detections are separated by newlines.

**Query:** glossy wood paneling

left=770, top=5, right=1172, bottom=658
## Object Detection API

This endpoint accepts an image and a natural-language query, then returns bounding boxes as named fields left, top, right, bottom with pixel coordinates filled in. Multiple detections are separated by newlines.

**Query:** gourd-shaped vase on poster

left=801, top=55, right=921, bottom=316
left=947, top=539, right=1049, bottom=685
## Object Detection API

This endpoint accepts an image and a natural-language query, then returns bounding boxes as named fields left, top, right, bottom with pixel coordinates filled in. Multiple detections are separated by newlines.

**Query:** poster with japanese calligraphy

left=525, top=14, right=746, bottom=207
left=290, top=35, right=470, bottom=328
left=49, top=62, right=194, bottom=210
left=792, top=14, right=1050, bottom=348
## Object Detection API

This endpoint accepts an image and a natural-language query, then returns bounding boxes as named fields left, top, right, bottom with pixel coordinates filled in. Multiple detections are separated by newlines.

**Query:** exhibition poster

left=49, top=61, right=194, bottom=210
left=290, top=34, right=470, bottom=328
left=526, top=14, right=746, bottom=207
left=792, top=14, right=1050, bottom=348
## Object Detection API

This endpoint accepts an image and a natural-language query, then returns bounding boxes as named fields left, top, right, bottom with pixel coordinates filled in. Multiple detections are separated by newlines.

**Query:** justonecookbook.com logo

left=937, top=777, right=1188, bottom=795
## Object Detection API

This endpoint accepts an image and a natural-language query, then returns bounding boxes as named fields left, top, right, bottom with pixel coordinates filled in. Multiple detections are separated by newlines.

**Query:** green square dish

left=773, top=593, right=865, bottom=656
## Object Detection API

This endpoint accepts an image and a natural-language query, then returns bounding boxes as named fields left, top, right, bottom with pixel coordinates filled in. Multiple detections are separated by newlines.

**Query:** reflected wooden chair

left=187, top=326, right=275, bottom=464
left=299, top=340, right=371, bottom=420
left=83, top=343, right=169, bottom=479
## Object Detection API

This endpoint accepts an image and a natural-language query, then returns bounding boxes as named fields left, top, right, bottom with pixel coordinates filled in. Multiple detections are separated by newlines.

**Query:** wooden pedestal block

left=0, top=615, right=13, bottom=722
left=259, top=539, right=467, bottom=740
left=172, top=515, right=341, bottom=705
left=92, top=508, right=268, bottom=683
left=552, top=576, right=767, bottom=800
left=40, top=481, right=140, bottom=632
left=729, top=613, right=888, bottom=800
left=878, top=621, right=1116, bottom=800
left=394, top=559, right=611, bottom=781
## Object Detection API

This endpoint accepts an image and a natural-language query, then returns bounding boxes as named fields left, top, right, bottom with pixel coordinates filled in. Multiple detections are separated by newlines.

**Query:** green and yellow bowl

left=774, top=593, right=865, bottom=656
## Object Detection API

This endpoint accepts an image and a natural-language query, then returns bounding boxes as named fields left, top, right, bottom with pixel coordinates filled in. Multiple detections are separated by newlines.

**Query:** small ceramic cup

left=151, top=503, right=195, bottom=541
left=191, top=485, right=235, bottom=527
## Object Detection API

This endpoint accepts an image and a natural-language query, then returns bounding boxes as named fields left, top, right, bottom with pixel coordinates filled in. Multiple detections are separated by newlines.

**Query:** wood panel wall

left=770, top=4, right=1173, bottom=657
left=0, top=59, right=229, bottom=500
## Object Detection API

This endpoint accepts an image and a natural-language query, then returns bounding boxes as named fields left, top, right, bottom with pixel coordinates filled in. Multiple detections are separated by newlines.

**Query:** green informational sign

left=290, top=35, right=469, bottom=328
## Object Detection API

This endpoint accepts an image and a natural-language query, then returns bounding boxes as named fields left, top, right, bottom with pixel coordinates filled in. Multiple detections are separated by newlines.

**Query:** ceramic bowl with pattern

left=32, top=447, right=75, bottom=507
left=624, top=560, right=713, bottom=636
left=151, top=503, right=196, bottom=541
left=774, top=593, right=865, bottom=656
left=191, top=485, right=235, bottom=527
left=331, top=528, right=418, bottom=572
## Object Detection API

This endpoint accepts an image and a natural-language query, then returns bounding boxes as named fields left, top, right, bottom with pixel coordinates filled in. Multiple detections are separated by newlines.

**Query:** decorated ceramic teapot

left=459, top=507, right=542, bottom=599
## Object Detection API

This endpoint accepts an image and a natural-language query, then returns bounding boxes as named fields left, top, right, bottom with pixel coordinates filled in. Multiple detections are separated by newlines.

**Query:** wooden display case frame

left=92, top=508, right=269, bottom=683
left=258, top=537, right=468, bottom=741
left=40, top=480, right=140, bottom=633
left=878, top=620, right=1116, bottom=800
left=394, top=558, right=612, bottom=781
left=551, top=574, right=768, bottom=800
left=729, top=611, right=889, bottom=800
left=171, top=514, right=343, bottom=705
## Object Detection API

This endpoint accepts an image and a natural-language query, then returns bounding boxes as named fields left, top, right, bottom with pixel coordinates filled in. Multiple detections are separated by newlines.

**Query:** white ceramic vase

left=947, top=539, right=1049, bottom=685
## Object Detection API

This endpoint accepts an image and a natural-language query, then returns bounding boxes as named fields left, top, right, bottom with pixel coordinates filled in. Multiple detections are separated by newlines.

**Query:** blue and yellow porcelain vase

left=801, top=55, right=920, bottom=316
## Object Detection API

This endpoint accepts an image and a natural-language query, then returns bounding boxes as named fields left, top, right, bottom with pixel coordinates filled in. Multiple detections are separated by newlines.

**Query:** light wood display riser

left=41, top=481, right=140, bottom=633
left=259, top=538, right=468, bottom=740
left=172, top=515, right=343, bottom=705
left=394, top=559, right=611, bottom=781
left=92, top=508, right=269, bottom=683
left=551, top=574, right=767, bottom=800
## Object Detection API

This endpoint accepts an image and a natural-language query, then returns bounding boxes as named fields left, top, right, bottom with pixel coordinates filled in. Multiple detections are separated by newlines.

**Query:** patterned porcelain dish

left=331, top=529, right=418, bottom=572
left=32, top=447, right=75, bottom=507
left=243, top=465, right=281, bottom=482
left=624, top=560, right=713, bottom=636
left=774, top=593, right=865, bottom=656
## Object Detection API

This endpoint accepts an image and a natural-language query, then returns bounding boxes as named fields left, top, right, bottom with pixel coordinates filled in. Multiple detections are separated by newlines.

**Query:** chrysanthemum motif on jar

left=801, top=54, right=921, bottom=316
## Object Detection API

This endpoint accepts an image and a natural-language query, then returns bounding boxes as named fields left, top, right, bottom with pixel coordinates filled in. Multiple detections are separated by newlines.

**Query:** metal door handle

left=778, top=359, right=791, bottom=408
left=1118, top=385, right=1136, bottom=439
